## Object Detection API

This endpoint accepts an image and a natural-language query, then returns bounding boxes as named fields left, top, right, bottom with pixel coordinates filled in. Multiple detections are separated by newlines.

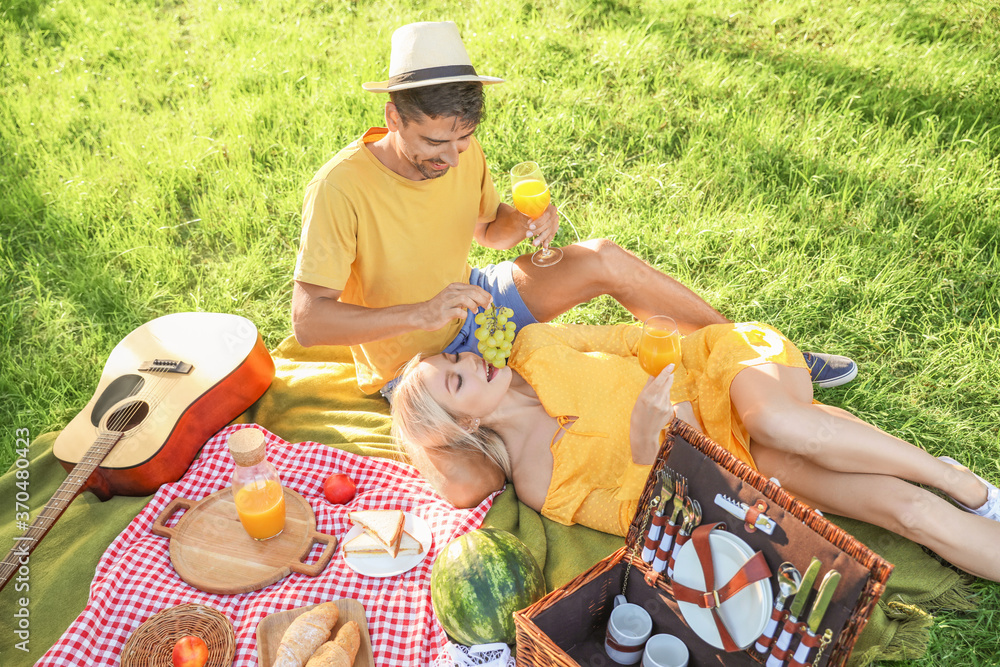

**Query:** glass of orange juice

left=638, top=315, right=681, bottom=376
left=511, top=161, right=562, bottom=267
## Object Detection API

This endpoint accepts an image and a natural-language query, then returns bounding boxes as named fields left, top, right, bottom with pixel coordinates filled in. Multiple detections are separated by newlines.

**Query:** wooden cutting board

left=151, top=488, right=337, bottom=594
left=257, top=599, right=375, bottom=667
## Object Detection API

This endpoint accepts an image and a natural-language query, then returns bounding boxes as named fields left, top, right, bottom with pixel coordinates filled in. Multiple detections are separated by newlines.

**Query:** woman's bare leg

left=730, top=363, right=989, bottom=510
left=751, top=444, right=1000, bottom=581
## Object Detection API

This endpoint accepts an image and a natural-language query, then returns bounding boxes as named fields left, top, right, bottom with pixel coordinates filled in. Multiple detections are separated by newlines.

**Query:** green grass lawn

left=2, top=0, right=998, bottom=662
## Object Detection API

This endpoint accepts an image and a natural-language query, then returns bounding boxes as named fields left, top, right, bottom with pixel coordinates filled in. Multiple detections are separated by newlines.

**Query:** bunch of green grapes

left=474, top=305, right=517, bottom=368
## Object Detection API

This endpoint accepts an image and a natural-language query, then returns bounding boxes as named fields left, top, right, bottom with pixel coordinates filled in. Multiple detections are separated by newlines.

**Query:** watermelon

left=431, top=527, right=546, bottom=646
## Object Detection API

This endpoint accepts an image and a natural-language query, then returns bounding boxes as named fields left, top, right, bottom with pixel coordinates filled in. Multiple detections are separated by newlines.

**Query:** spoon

left=755, top=562, right=803, bottom=654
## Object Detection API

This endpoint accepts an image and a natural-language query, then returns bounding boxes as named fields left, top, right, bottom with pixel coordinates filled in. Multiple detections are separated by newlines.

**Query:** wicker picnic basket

left=514, top=420, right=893, bottom=667
left=120, top=603, right=236, bottom=667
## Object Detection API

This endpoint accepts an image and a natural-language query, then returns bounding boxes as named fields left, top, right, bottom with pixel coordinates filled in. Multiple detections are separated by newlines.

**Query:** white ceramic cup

left=605, top=595, right=653, bottom=665
left=641, top=634, right=689, bottom=667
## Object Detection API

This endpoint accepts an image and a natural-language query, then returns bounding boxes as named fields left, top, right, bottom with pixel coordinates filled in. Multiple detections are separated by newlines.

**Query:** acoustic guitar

left=0, top=312, right=275, bottom=592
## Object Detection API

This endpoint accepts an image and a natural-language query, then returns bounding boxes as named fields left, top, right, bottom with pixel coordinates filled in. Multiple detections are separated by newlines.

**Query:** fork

left=652, top=474, right=687, bottom=573
left=642, top=468, right=675, bottom=563
left=667, top=498, right=702, bottom=578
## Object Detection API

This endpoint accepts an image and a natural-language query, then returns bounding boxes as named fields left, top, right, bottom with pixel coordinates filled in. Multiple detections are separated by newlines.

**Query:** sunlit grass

left=2, top=0, right=998, bottom=662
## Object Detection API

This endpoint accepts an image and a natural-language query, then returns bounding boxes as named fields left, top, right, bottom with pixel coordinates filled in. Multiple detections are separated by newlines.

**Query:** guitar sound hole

left=91, top=374, right=145, bottom=427
left=105, top=401, right=150, bottom=432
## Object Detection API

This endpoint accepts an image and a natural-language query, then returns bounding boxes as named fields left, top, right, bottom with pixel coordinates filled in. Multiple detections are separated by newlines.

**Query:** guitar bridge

left=139, top=359, right=193, bottom=374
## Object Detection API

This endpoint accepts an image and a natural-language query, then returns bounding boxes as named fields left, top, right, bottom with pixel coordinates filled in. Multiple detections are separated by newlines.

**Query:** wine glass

left=638, top=316, right=681, bottom=376
left=510, top=161, right=563, bottom=267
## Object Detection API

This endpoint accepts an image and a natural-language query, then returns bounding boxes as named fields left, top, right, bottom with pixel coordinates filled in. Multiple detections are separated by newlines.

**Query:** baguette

left=272, top=602, right=340, bottom=667
left=305, top=621, right=361, bottom=667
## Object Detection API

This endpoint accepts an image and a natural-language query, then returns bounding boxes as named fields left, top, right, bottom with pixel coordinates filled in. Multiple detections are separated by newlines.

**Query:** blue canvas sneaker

left=802, top=352, right=858, bottom=388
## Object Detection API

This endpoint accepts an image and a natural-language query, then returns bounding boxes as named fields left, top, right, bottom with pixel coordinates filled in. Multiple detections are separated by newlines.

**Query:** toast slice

left=348, top=509, right=404, bottom=557
left=343, top=528, right=423, bottom=559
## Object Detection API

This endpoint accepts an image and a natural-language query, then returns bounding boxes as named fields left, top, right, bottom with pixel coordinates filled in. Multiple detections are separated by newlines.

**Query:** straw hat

left=362, top=21, right=504, bottom=93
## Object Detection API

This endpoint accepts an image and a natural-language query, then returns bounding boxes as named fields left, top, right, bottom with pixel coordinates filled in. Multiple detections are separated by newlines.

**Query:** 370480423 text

left=11, top=427, right=32, bottom=652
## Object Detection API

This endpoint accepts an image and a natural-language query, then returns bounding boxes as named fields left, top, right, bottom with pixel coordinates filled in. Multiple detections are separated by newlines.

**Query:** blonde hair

left=390, top=354, right=513, bottom=480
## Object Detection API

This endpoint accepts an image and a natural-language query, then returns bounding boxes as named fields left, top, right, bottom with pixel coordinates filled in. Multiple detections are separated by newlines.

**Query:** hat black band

left=388, top=64, right=478, bottom=87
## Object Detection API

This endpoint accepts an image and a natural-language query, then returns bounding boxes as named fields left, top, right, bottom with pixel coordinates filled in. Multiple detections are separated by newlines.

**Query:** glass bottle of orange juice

left=227, top=428, right=286, bottom=541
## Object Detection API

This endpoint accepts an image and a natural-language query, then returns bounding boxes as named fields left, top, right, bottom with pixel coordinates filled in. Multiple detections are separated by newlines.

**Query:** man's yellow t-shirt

left=294, top=128, right=502, bottom=393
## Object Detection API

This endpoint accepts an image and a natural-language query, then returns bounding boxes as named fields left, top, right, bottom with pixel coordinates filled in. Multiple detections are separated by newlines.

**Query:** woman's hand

left=629, top=364, right=677, bottom=465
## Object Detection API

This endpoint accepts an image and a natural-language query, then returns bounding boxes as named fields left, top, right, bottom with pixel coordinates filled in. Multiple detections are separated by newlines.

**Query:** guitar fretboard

left=0, top=431, right=124, bottom=590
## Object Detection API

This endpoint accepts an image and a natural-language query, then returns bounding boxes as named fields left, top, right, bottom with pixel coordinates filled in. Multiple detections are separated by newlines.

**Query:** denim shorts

left=381, top=261, right=538, bottom=401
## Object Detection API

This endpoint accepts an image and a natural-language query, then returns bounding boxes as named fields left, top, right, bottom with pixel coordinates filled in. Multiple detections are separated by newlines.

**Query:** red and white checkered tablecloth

left=37, top=424, right=496, bottom=666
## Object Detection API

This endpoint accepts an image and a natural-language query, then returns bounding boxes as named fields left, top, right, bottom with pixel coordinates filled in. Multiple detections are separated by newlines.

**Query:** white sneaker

left=938, top=456, right=1000, bottom=521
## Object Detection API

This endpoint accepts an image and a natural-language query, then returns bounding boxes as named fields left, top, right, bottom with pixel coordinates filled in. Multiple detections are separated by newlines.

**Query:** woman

left=390, top=321, right=1000, bottom=582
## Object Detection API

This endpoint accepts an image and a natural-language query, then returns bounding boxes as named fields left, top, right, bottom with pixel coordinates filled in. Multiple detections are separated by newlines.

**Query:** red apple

left=171, top=635, right=208, bottom=667
left=323, top=472, right=357, bottom=504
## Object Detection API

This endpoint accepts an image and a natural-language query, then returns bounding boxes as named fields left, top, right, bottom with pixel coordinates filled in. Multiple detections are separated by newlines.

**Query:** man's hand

left=475, top=202, right=560, bottom=251
left=523, top=203, right=560, bottom=249
left=292, top=280, right=490, bottom=348
left=417, top=283, right=493, bottom=331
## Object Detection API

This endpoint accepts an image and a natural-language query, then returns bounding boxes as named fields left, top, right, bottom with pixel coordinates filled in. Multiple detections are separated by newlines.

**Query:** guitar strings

left=104, top=364, right=178, bottom=434
left=62, top=365, right=180, bottom=493
left=72, top=364, right=181, bottom=486
left=38, top=367, right=181, bottom=527
left=5, top=354, right=206, bottom=584
left=6, top=366, right=182, bottom=570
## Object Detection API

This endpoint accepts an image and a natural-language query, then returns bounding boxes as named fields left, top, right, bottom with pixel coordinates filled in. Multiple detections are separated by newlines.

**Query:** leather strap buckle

left=744, top=499, right=768, bottom=533
left=701, top=589, right=722, bottom=609
left=671, top=523, right=772, bottom=653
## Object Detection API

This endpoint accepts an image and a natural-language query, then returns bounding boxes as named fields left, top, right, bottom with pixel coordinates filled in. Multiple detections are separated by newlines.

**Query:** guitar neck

left=0, top=432, right=123, bottom=592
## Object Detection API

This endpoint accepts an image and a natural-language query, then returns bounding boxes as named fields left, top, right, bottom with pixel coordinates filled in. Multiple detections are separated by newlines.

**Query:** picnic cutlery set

left=635, top=466, right=845, bottom=666
left=514, top=421, right=894, bottom=667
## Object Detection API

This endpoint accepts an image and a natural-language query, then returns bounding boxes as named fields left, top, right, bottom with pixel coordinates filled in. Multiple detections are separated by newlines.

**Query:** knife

left=788, top=570, right=841, bottom=667
left=765, top=557, right=821, bottom=667
left=714, top=493, right=776, bottom=535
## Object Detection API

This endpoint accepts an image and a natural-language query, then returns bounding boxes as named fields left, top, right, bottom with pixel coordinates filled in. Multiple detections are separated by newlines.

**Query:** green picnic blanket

left=0, top=337, right=974, bottom=666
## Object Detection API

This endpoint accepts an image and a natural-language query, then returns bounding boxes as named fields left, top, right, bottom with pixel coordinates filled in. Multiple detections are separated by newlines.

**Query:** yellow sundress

left=509, top=322, right=807, bottom=536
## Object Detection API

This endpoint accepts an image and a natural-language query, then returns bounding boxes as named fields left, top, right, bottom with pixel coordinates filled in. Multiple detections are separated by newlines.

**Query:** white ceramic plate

left=342, top=512, right=433, bottom=578
left=671, top=530, right=772, bottom=650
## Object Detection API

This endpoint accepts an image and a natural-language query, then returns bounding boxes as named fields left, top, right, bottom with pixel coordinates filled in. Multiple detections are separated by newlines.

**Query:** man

left=292, top=21, right=856, bottom=398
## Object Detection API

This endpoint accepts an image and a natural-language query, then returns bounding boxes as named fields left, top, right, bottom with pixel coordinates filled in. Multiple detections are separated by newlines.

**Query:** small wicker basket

left=120, top=603, right=236, bottom=667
